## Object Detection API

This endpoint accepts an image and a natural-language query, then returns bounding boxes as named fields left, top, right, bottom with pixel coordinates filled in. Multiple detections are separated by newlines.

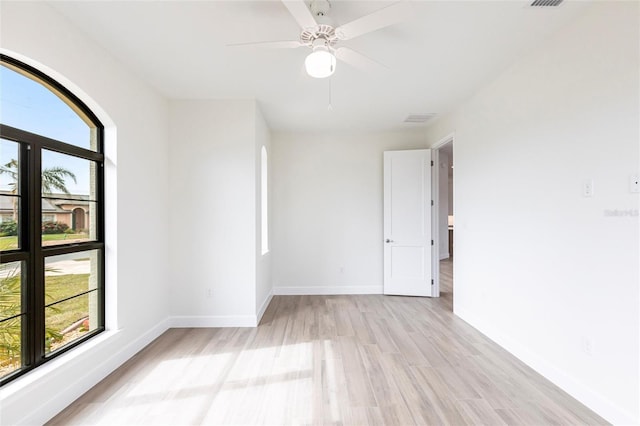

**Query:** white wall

left=272, top=130, right=426, bottom=295
left=169, top=100, right=259, bottom=326
left=424, top=3, right=639, bottom=424
left=0, top=2, right=171, bottom=425
left=255, top=105, right=272, bottom=322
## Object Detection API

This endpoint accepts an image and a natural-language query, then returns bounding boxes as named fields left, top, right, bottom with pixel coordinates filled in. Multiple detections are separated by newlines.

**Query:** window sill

left=0, top=328, right=121, bottom=398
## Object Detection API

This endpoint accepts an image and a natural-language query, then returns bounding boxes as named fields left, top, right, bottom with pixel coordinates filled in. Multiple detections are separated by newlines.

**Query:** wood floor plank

left=456, top=398, right=509, bottom=426
left=407, top=331, right=451, bottom=368
left=358, top=344, right=406, bottom=408
left=380, top=353, right=445, bottom=425
left=337, top=336, right=378, bottom=408
left=378, top=403, right=419, bottom=426
left=348, top=310, right=376, bottom=344
left=409, top=366, right=468, bottom=425
left=385, top=320, right=429, bottom=366
left=362, top=315, right=400, bottom=354
left=48, top=260, right=608, bottom=425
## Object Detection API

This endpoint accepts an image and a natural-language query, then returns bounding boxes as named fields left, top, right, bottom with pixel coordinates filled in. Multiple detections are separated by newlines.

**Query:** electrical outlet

left=581, top=336, right=594, bottom=356
left=206, top=288, right=213, bottom=298
left=583, top=179, right=594, bottom=198
left=630, top=175, right=639, bottom=193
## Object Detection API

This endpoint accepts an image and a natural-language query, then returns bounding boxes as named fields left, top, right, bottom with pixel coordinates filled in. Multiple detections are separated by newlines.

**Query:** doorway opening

left=72, top=207, right=86, bottom=231
left=432, top=137, right=454, bottom=308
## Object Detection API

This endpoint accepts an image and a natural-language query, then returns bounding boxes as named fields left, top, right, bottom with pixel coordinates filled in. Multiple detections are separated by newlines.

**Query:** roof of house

left=0, top=190, right=90, bottom=213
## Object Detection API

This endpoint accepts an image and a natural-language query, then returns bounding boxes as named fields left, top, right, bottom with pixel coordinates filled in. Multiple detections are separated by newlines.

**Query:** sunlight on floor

left=119, top=341, right=328, bottom=425
left=201, top=341, right=316, bottom=424
left=323, top=339, right=340, bottom=423
left=127, top=353, right=233, bottom=397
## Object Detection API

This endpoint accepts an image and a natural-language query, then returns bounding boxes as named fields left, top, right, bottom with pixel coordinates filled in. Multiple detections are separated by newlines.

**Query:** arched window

left=0, top=55, right=105, bottom=385
left=261, top=146, right=269, bottom=255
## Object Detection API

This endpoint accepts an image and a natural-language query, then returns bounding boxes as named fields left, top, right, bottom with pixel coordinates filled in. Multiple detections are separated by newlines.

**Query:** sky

left=0, top=64, right=93, bottom=196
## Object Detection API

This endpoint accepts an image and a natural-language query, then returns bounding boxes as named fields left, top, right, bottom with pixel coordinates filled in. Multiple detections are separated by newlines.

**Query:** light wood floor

left=440, top=257, right=453, bottom=306
left=49, top=260, right=607, bottom=425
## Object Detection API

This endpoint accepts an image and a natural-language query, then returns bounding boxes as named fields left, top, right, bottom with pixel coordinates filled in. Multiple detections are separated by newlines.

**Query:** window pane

left=42, top=201, right=96, bottom=247
left=41, top=150, right=97, bottom=247
left=45, top=291, right=98, bottom=354
left=0, top=139, right=20, bottom=193
left=0, top=261, right=24, bottom=321
left=45, top=250, right=100, bottom=306
left=0, top=261, right=24, bottom=379
left=0, top=65, right=97, bottom=151
left=41, top=150, right=97, bottom=200
left=1, top=140, right=21, bottom=251
left=0, top=196, right=19, bottom=251
left=0, top=316, right=24, bottom=379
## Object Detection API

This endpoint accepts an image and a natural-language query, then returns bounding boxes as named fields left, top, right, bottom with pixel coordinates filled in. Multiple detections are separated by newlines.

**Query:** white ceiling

left=50, top=0, right=591, bottom=132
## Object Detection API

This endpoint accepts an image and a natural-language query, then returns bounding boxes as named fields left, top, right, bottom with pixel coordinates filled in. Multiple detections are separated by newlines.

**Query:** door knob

left=385, top=239, right=394, bottom=243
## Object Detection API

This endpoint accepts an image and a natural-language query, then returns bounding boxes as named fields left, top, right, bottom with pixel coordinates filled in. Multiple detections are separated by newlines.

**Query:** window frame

left=0, top=54, right=105, bottom=386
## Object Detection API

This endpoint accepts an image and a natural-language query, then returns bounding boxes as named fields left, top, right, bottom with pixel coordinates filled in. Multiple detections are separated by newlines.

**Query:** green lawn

left=1, top=271, right=93, bottom=371
left=0, top=233, right=89, bottom=250
left=45, top=273, right=92, bottom=334
left=0, top=236, right=17, bottom=251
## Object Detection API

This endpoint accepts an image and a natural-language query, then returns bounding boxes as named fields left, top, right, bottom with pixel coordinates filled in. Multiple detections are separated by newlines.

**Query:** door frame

left=430, top=133, right=455, bottom=298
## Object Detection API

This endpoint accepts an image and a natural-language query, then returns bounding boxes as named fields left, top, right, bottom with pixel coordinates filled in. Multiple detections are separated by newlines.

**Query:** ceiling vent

left=404, top=113, right=436, bottom=124
left=530, top=0, right=563, bottom=7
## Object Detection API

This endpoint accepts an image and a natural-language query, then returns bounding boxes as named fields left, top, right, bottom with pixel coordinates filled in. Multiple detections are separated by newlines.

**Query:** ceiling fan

left=229, top=0, right=411, bottom=78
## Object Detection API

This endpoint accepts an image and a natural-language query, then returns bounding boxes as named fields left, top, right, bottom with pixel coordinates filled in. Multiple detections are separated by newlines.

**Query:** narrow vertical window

left=0, top=55, right=105, bottom=385
left=261, top=146, right=269, bottom=255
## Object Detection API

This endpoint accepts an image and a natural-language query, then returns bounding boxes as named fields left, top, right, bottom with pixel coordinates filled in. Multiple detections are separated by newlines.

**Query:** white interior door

left=383, top=149, right=432, bottom=296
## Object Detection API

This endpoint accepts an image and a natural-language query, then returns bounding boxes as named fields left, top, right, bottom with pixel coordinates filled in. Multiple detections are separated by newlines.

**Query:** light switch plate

left=583, top=179, right=593, bottom=198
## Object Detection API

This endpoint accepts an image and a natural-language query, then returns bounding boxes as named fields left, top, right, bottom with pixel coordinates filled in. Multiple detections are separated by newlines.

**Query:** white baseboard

left=167, top=292, right=275, bottom=328
left=454, top=306, right=637, bottom=426
left=273, top=285, right=383, bottom=295
left=6, top=319, right=169, bottom=426
left=168, top=315, right=258, bottom=328
left=256, top=291, right=273, bottom=324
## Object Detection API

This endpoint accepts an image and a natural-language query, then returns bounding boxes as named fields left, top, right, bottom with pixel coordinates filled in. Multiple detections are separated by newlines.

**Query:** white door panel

left=383, top=150, right=432, bottom=297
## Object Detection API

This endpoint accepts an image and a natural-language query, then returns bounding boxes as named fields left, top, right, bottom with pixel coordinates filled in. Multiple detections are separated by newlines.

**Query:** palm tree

left=41, top=165, right=78, bottom=195
left=0, top=159, right=76, bottom=221
left=0, top=264, right=63, bottom=371
left=0, top=264, right=23, bottom=370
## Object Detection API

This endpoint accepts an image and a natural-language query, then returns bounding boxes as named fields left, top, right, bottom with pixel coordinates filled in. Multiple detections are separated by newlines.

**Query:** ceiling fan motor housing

left=300, top=24, right=337, bottom=47
left=299, top=0, right=337, bottom=48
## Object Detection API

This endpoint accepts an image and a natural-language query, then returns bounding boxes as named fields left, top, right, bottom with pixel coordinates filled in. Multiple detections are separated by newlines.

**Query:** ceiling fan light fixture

left=305, top=46, right=336, bottom=78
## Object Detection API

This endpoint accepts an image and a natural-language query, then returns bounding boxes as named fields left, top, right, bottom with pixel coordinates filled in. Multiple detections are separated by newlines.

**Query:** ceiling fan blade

left=335, top=1, right=411, bottom=40
left=281, top=0, right=318, bottom=30
left=227, top=40, right=305, bottom=49
left=335, top=47, right=388, bottom=72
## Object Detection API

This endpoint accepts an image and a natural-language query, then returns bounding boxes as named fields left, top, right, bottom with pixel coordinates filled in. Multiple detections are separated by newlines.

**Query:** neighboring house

left=0, top=190, right=90, bottom=231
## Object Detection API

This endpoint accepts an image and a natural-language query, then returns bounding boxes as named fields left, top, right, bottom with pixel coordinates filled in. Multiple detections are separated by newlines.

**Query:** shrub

left=0, top=221, right=18, bottom=237
left=42, top=221, right=69, bottom=235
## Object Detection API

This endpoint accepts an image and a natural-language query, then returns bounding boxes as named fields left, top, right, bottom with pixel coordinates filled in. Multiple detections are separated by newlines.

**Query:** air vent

left=404, top=113, right=436, bottom=124
left=530, top=0, right=563, bottom=7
